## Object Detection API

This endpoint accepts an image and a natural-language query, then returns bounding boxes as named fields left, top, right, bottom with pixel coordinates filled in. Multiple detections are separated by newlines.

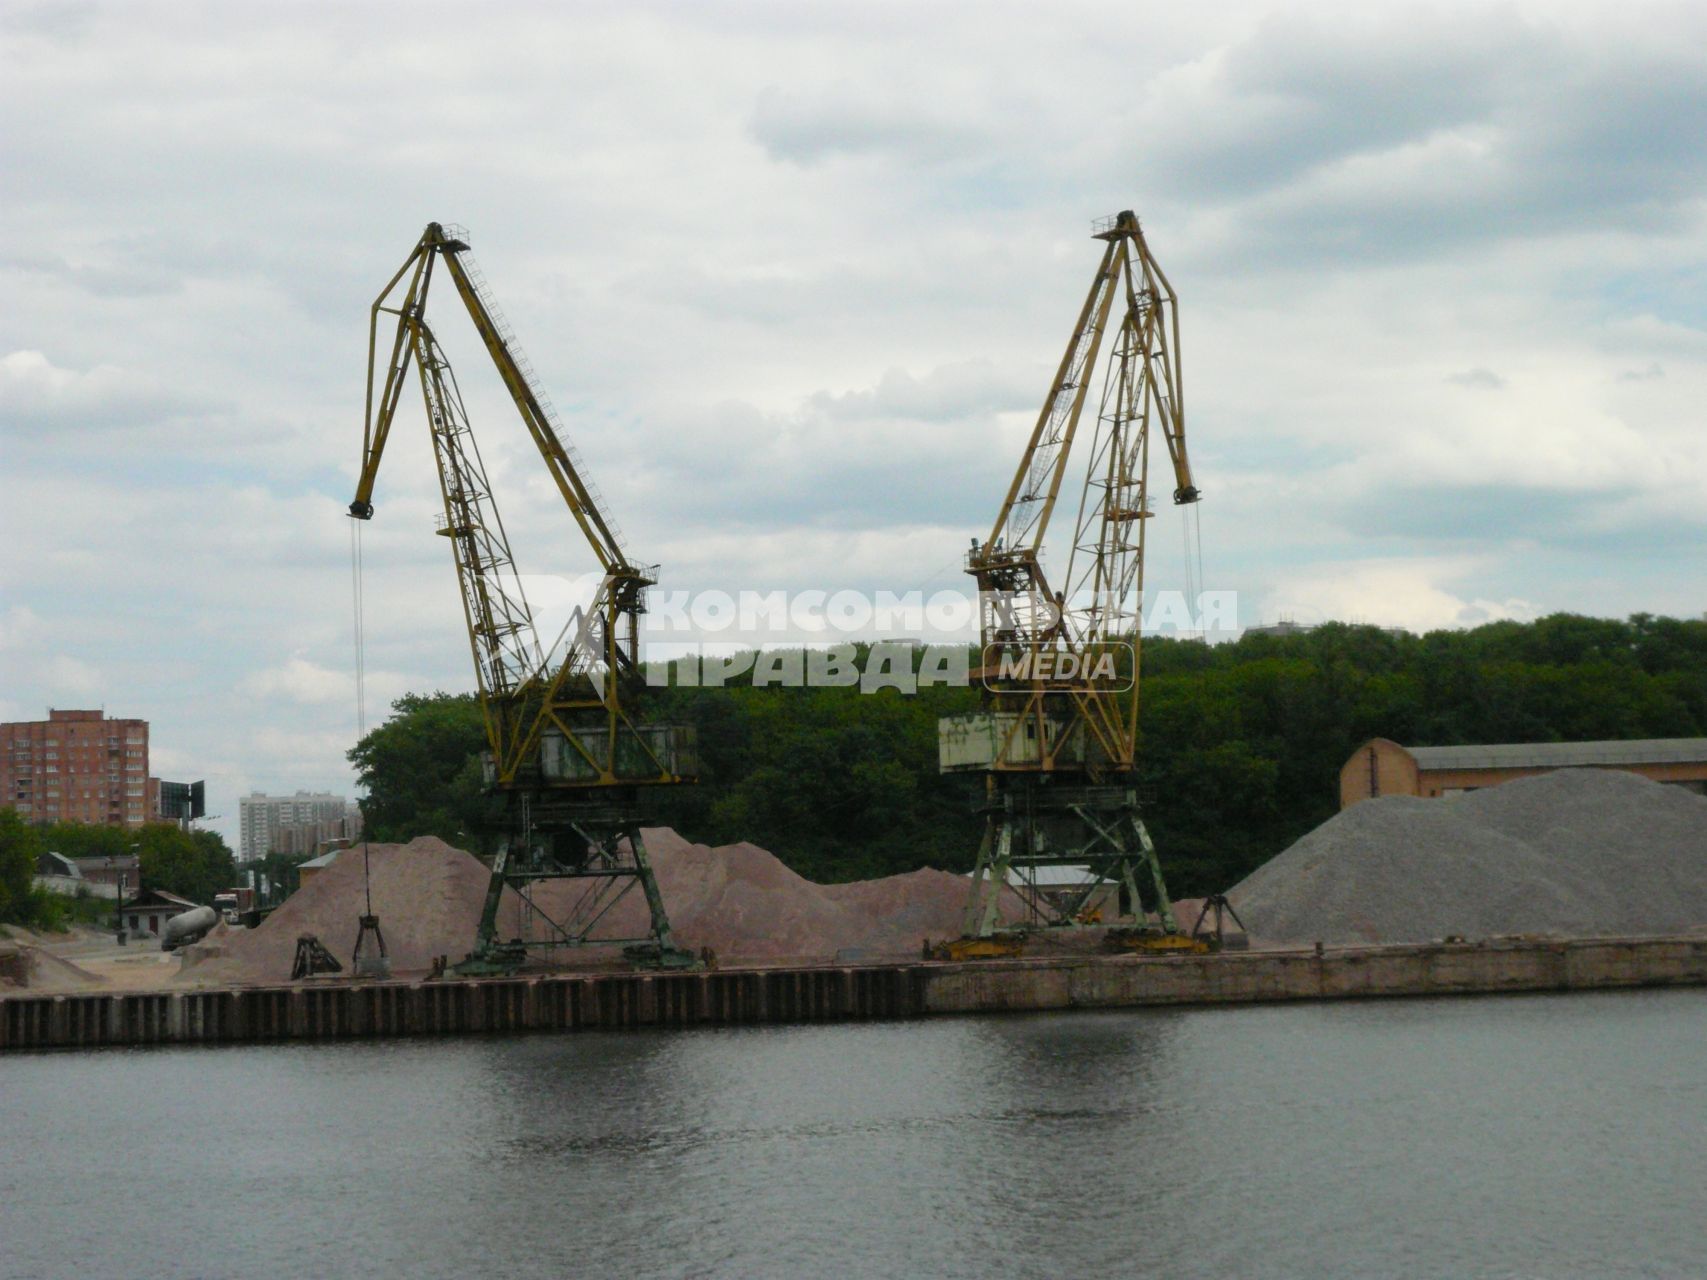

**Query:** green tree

left=255, top=849, right=315, bottom=904
left=35, top=821, right=129, bottom=861
left=0, top=806, right=42, bottom=924
left=347, top=692, right=502, bottom=851
left=135, top=824, right=237, bottom=905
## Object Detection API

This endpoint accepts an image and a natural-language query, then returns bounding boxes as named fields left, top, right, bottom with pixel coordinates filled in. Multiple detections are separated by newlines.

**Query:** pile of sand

left=183, top=829, right=1004, bottom=983
left=638, top=832, right=986, bottom=963
left=183, top=836, right=495, bottom=983
left=1228, top=769, right=1707, bottom=946
left=0, top=944, right=107, bottom=993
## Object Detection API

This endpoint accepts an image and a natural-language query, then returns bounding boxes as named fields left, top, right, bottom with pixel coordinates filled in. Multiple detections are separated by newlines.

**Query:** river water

left=3, top=989, right=1704, bottom=1279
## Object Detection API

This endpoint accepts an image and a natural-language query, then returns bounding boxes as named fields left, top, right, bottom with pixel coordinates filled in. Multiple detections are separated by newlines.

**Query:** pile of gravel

left=1227, top=768, right=1707, bottom=945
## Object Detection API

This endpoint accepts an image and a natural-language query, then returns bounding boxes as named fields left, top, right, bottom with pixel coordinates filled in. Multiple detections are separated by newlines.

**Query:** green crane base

left=450, top=815, right=700, bottom=976
left=961, top=782, right=1181, bottom=941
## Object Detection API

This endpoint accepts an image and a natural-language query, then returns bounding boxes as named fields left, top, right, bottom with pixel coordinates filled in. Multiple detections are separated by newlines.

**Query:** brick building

left=2, top=709, right=158, bottom=828
left=1341, top=737, right=1707, bottom=809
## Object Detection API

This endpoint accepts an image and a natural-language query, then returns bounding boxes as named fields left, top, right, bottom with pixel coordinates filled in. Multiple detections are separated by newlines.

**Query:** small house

left=120, top=888, right=201, bottom=938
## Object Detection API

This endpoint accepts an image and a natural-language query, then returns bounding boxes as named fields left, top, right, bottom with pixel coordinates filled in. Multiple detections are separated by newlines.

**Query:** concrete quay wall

left=3, top=935, right=1703, bottom=1053
left=919, top=935, right=1707, bottom=1014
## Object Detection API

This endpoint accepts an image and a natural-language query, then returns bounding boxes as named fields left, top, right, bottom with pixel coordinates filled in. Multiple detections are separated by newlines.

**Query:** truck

left=211, top=886, right=255, bottom=925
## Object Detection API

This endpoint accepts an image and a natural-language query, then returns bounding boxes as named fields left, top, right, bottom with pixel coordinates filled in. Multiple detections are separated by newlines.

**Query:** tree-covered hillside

left=348, top=613, right=1707, bottom=893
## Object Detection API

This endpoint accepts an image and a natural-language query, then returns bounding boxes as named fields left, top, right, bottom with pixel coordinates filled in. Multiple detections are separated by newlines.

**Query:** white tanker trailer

left=160, top=905, right=219, bottom=952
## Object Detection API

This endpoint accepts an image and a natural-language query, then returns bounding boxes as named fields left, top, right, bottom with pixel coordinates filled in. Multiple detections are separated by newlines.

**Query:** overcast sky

left=2, top=0, right=1704, bottom=843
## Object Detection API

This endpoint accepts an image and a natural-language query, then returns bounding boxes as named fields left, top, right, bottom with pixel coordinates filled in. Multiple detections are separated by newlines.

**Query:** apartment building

left=239, top=790, right=361, bottom=862
left=1, top=709, right=157, bottom=828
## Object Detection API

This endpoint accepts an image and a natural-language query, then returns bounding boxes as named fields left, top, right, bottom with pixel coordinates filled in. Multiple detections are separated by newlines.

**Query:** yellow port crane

left=350, top=222, right=696, bottom=972
left=938, top=210, right=1202, bottom=952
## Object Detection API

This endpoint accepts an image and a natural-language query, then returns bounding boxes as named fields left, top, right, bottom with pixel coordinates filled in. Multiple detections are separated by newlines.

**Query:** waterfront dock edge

left=4, top=934, right=1704, bottom=1052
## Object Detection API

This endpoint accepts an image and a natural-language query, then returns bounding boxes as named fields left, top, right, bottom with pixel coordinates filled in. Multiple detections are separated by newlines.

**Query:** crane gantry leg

left=960, top=782, right=1179, bottom=938
left=458, top=798, right=694, bottom=975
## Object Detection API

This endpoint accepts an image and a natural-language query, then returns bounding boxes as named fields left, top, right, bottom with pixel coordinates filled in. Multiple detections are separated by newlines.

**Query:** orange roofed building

left=1340, top=737, right=1707, bottom=809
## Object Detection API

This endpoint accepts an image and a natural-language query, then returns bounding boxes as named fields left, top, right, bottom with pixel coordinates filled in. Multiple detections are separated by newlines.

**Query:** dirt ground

left=1, top=924, right=193, bottom=994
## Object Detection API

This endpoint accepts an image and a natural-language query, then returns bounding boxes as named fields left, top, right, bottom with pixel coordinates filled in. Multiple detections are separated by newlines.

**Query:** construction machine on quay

left=932, top=210, right=1210, bottom=961
left=349, top=223, right=696, bottom=974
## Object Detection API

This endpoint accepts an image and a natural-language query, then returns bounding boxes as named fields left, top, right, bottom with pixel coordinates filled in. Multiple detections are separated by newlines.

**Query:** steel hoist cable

left=350, top=516, right=373, bottom=915
left=349, top=517, right=368, bottom=740
left=1180, top=500, right=1206, bottom=636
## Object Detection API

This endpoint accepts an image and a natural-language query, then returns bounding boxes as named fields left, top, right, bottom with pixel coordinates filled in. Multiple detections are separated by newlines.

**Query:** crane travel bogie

left=944, top=209, right=1201, bottom=947
left=351, top=221, right=696, bottom=972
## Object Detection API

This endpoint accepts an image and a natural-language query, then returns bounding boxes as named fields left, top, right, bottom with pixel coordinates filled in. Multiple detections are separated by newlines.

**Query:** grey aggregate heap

left=1227, top=768, right=1707, bottom=945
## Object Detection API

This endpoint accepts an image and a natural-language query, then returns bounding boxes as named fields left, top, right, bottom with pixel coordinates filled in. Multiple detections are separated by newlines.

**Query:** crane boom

left=349, top=222, right=695, bottom=973
left=352, top=224, right=622, bottom=569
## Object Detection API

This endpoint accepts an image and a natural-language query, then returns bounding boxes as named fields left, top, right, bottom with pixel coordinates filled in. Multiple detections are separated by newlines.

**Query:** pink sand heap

left=0, top=943, right=107, bottom=992
left=183, top=836, right=494, bottom=984
left=183, top=829, right=1001, bottom=983
left=642, top=832, right=981, bottom=963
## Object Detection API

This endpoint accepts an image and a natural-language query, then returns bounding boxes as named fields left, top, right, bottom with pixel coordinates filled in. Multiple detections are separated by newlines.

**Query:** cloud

left=1618, top=362, right=1665, bottom=382
left=0, top=250, right=183, bottom=298
left=1329, top=482, right=1637, bottom=546
left=1141, top=8, right=1707, bottom=267
left=239, top=658, right=353, bottom=706
left=0, top=605, right=47, bottom=649
left=42, top=654, right=102, bottom=699
left=0, top=348, right=222, bottom=432
left=747, top=81, right=988, bottom=166
left=1445, top=367, right=1506, bottom=390
left=0, top=607, right=105, bottom=705
left=809, top=360, right=1037, bottom=422
left=614, top=358, right=1042, bottom=539
left=0, top=0, right=98, bottom=41
left=1145, top=10, right=1524, bottom=201
left=1259, top=556, right=1539, bottom=633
